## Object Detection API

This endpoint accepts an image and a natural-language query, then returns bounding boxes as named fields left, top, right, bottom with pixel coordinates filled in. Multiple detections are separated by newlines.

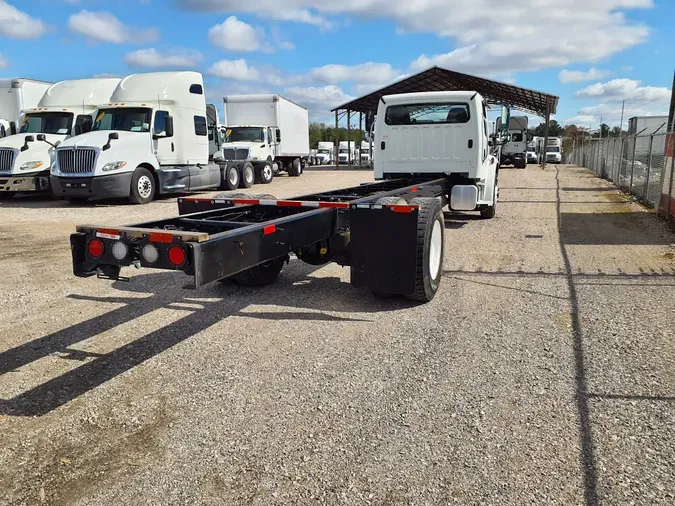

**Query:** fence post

left=643, top=134, right=654, bottom=204
left=610, top=138, right=617, bottom=182
left=629, top=136, right=637, bottom=193
left=668, top=145, right=675, bottom=220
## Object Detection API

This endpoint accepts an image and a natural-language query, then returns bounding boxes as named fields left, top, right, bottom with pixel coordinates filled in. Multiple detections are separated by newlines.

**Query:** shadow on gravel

left=560, top=212, right=673, bottom=245
left=0, top=261, right=415, bottom=417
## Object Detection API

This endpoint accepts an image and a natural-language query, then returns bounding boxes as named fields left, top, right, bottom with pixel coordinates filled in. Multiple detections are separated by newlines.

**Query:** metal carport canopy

left=332, top=66, right=558, bottom=117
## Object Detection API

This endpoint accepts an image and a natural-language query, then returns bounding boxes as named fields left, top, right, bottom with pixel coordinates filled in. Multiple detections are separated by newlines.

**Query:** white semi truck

left=0, top=78, right=120, bottom=199
left=360, top=140, right=372, bottom=166
left=544, top=137, right=562, bottom=164
left=316, top=141, right=333, bottom=164
left=217, top=94, right=309, bottom=187
left=51, top=71, right=222, bottom=204
left=500, top=116, right=528, bottom=168
left=338, top=141, right=357, bottom=165
left=0, top=78, right=52, bottom=138
left=526, top=136, right=539, bottom=164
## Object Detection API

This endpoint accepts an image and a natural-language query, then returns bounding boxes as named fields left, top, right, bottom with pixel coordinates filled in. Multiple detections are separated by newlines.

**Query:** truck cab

left=51, top=71, right=221, bottom=204
left=316, top=141, right=333, bottom=164
left=0, top=78, right=53, bottom=140
left=360, top=140, right=371, bottom=166
left=500, top=116, right=528, bottom=168
left=545, top=137, right=562, bottom=164
left=338, top=141, right=356, bottom=164
left=375, top=91, right=503, bottom=217
left=0, top=78, right=119, bottom=199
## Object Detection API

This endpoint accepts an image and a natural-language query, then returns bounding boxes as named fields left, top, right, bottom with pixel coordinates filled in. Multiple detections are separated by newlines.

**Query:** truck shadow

left=0, top=261, right=415, bottom=417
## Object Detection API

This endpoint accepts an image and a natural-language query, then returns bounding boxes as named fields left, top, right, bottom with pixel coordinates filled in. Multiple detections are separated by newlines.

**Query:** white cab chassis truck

left=70, top=90, right=513, bottom=305
left=338, top=141, right=357, bottom=165
left=526, top=136, right=539, bottom=164
left=500, top=116, right=528, bottom=168
left=0, top=78, right=52, bottom=139
left=216, top=94, right=310, bottom=189
left=51, top=72, right=222, bottom=204
left=316, top=141, right=333, bottom=164
left=375, top=91, right=500, bottom=218
left=0, top=78, right=120, bottom=199
left=544, top=137, right=562, bottom=164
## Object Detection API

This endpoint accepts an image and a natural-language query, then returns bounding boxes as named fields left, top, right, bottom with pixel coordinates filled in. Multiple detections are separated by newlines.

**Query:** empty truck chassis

left=70, top=174, right=463, bottom=302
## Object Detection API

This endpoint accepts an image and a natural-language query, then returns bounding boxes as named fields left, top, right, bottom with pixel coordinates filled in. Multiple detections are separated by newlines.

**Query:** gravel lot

left=0, top=165, right=673, bottom=505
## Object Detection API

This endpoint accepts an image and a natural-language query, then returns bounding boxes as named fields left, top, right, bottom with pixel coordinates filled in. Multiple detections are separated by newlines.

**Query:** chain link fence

left=568, top=132, right=675, bottom=221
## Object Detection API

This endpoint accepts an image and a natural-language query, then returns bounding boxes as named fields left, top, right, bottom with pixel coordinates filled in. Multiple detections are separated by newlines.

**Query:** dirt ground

left=0, top=165, right=673, bottom=505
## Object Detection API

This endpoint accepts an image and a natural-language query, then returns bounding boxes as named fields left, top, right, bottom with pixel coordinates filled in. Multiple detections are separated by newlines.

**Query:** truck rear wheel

left=221, top=164, right=240, bottom=190
left=240, top=162, right=255, bottom=188
left=228, top=256, right=286, bottom=286
left=256, top=162, right=274, bottom=184
left=480, top=173, right=498, bottom=219
left=406, top=197, right=444, bottom=302
left=288, top=158, right=301, bottom=177
left=129, top=167, right=155, bottom=205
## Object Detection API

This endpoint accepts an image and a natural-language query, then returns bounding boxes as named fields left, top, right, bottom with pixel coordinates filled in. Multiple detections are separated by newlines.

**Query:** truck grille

left=223, top=148, right=250, bottom=161
left=57, top=148, right=97, bottom=174
left=0, top=148, right=15, bottom=173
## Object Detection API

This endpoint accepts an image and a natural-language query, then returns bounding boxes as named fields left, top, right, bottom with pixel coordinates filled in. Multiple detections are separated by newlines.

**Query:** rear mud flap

left=349, top=207, right=418, bottom=295
left=70, top=233, right=98, bottom=278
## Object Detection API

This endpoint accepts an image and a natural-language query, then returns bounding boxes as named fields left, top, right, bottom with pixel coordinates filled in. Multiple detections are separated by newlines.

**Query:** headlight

left=102, top=161, right=127, bottom=172
left=19, top=161, right=44, bottom=171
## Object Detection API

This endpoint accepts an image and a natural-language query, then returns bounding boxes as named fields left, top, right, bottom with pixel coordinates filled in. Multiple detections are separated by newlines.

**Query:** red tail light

left=167, top=245, right=186, bottom=266
left=87, top=238, right=104, bottom=259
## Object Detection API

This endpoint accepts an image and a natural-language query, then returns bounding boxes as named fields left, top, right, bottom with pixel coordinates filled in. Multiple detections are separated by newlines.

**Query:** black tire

left=288, top=158, right=301, bottom=177
left=255, top=162, right=274, bottom=184
left=240, top=162, right=254, bottom=188
left=0, top=191, right=16, bottom=201
left=129, top=167, right=155, bottom=205
left=406, top=197, right=445, bottom=302
left=221, top=163, right=239, bottom=191
left=228, top=256, right=286, bottom=286
left=480, top=172, right=498, bottom=219
left=64, top=196, right=88, bottom=205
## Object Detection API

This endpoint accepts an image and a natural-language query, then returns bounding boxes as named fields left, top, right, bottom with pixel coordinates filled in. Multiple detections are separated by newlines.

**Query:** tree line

left=309, top=123, right=366, bottom=149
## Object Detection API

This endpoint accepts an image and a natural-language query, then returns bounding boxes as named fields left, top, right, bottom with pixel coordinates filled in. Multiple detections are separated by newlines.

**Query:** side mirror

left=109, top=132, right=119, bottom=140
left=10, top=122, right=17, bottom=135
left=37, top=134, right=46, bottom=141
left=276, top=129, right=281, bottom=143
left=0, top=125, right=5, bottom=138
left=21, top=135, right=34, bottom=152
left=165, top=116, right=174, bottom=138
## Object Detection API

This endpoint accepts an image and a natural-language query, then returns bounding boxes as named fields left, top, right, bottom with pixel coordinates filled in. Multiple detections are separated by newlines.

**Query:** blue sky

left=0, top=0, right=673, bottom=127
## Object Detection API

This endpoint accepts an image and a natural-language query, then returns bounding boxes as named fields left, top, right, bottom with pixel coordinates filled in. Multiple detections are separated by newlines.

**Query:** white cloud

left=284, top=85, right=353, bottom=113
left=68, top=10, right=158, bottom=44
left=0, top=52, right=7, bottom=69
left=564, top=103, right=669, bottom=126
left=208, top=59, right=260, bottom=81
left=0, top=0, right=48, bottom=39
left=179, top=1, right=651, bottom=73
left=575, top=78, right=671, bottom=102
left=124, top=48, right=202, bottom=68
left=558, top=68, right=611, bottom=83
left=309, top=62, right=402, bottom=85
left=620, top=65, right=633, bottom=73
left=562, top=115, right=597, bottom=126
left=208, top=16, right=271, bottom=52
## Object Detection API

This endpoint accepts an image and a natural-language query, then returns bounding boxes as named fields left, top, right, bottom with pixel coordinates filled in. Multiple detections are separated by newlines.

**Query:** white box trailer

left=219, top=94, right=309, bottom=183
left=0, top=78, right=52, bottom=138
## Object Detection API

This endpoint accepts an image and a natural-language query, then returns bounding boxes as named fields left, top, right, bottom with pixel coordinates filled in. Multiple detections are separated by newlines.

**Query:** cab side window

left=154, top=110, right=169, bottom=136
left=481, top=103, right=489, bottom=160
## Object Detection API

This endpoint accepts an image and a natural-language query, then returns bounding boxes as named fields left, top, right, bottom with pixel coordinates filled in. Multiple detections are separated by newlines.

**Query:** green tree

left=533, top=120, right=564, bottom=137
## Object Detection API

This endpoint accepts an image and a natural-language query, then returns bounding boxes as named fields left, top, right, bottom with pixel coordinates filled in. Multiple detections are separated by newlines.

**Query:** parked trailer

left=70, top=91, right=505, bottom=303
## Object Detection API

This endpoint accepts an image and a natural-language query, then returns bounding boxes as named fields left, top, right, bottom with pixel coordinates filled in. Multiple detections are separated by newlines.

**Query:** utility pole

left=619, top=101, right=625, bottom=136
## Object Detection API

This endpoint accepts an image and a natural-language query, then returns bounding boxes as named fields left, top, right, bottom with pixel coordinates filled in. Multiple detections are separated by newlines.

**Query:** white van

left=0, top=78, right=120, bottom=199
left=51, top=71, right=222, bottom=204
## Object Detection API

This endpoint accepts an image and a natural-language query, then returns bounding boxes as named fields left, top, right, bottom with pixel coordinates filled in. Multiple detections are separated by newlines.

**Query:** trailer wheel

left=288, top=158, right=301, bottom=177
left=256, top=162, right=274, bottom=184
left=129, top=167, right=155, bottom=205
left=221, top=164, right=240, bottom=190
left=406, top=197, right=444, bottom=302
left=229, top=256, right=286, bottom=287
left=240, top=162, right=255, bottom=188
left=0, top=191, right=15, bottom=201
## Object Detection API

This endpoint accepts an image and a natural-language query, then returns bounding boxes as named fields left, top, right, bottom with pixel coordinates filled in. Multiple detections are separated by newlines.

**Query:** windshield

left=318, top=149, right=330, bottom=154
left=20, top=113, right=73, bottom=135
left=547, top=146, right=560, bottom=152
left=225, top=127, right=265, bottom=143
left=385, top=102, right=470, bottom=125
left=93, top=108, right=151, bottom=133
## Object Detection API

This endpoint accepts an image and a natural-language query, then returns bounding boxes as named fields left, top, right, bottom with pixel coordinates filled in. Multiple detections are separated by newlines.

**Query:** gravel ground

left=0, top=164, right=673, bottom=505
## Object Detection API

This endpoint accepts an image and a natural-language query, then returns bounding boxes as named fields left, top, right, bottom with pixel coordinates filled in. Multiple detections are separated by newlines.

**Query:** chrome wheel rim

left=137, top=175, right=153, bottom=199
left=429, top=219, right=442, bottom=279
